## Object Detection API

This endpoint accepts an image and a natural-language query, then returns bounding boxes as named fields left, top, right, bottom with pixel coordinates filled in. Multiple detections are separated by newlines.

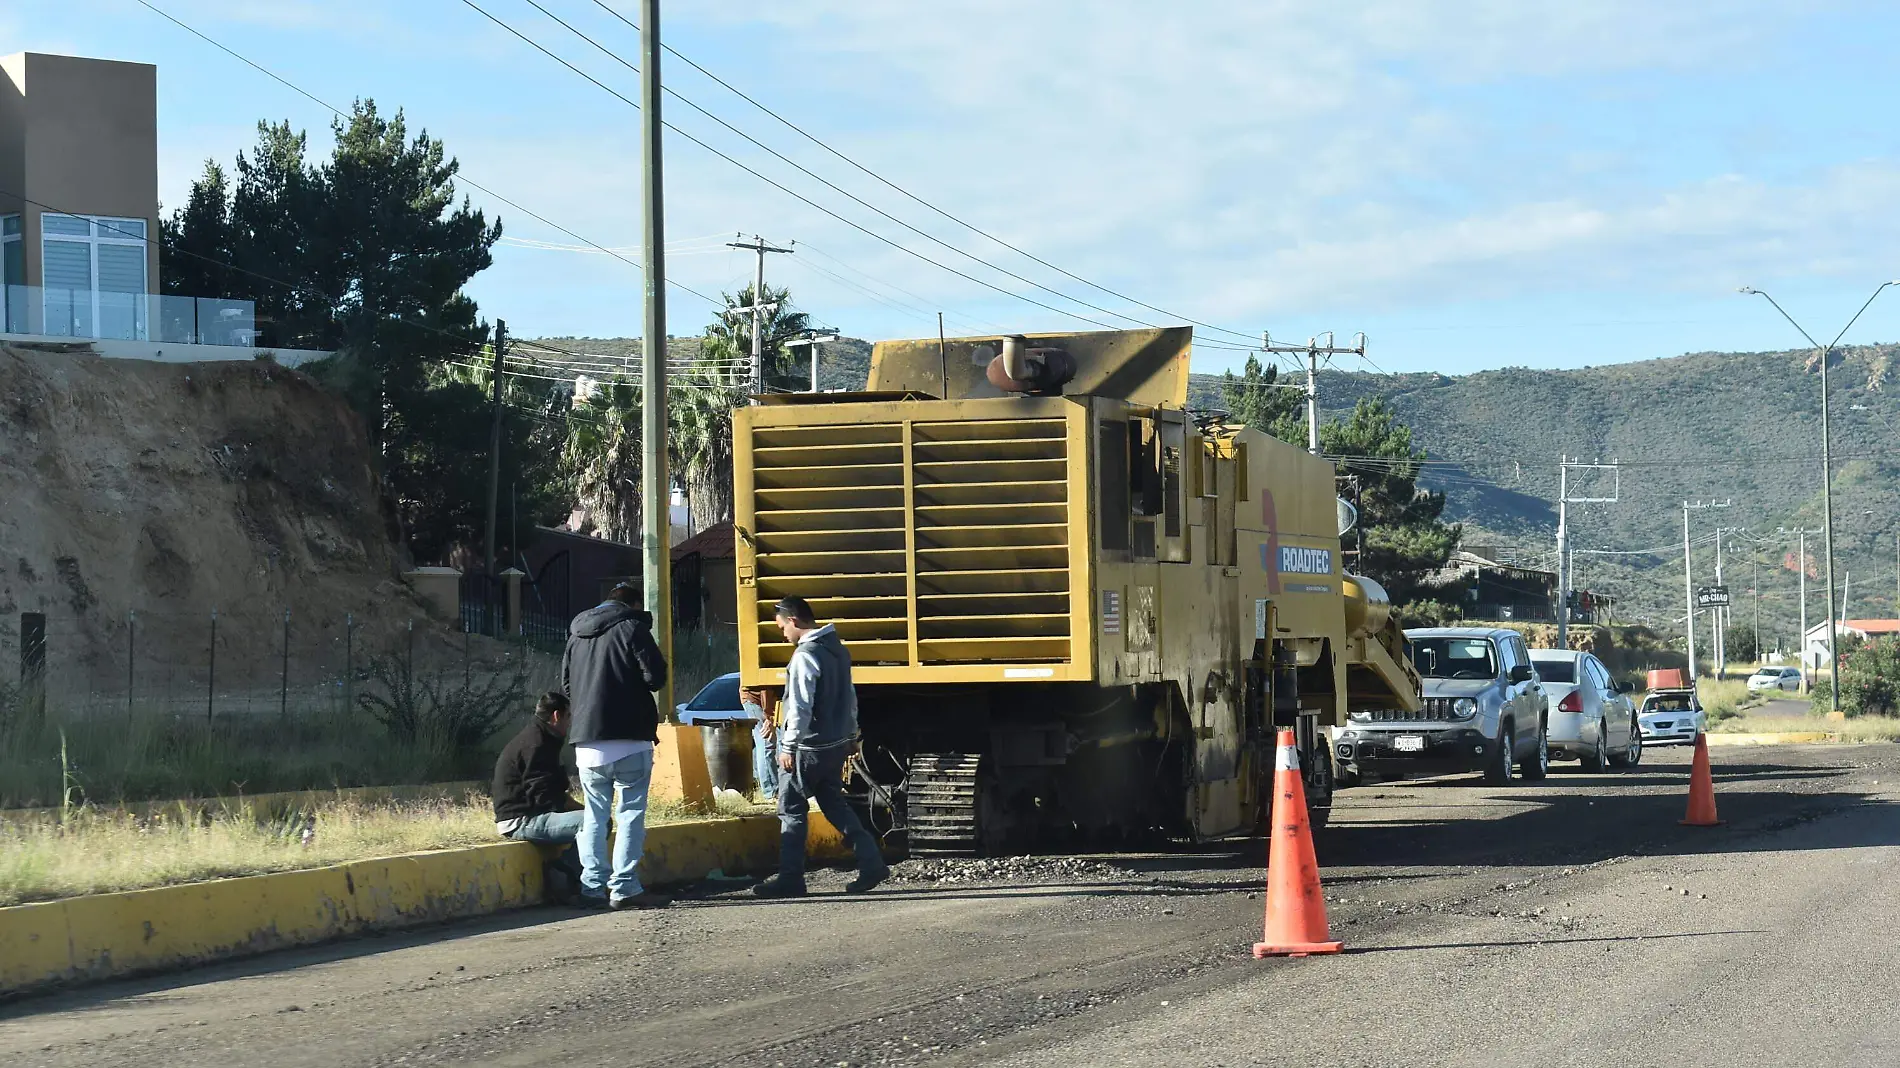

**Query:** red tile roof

left=672, top=521, right=734, bottom=561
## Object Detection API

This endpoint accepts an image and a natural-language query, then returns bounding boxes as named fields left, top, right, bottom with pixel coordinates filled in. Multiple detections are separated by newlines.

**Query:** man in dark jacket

left=562, top=582, right=671, bottom=909
left=492, top=692, right=584, bottom=902
left=753, top=596, right=889, bottom=898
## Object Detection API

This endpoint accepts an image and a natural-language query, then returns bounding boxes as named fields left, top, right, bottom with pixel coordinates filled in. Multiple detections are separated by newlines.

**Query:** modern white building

left=2, top=51, right=328, bottom=366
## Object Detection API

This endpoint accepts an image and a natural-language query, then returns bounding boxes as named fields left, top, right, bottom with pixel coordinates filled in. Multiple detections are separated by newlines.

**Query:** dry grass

left=1710, top=713, right=1900, bottom=743
left=1695, top=677, right=1768, bottom=726
left=0, top=790, right=766, bottom=906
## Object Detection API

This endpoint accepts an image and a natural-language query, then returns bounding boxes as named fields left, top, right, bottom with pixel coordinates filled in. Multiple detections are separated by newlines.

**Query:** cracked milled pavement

left=9, top=710, right=1899, bottom=1068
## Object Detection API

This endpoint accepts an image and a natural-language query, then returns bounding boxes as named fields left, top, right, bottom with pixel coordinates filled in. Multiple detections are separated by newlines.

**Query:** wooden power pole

left=640, top=0, right=673, bottom=716
left=484, top=319, right=507, bottom=579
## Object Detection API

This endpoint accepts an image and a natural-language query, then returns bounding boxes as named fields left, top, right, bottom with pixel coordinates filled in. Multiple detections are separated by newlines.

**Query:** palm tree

left=669, top=335, right=750, bottom=533
left=562, top=377, right=642, bottom=543
left=705, top=283, right=812, bottom=392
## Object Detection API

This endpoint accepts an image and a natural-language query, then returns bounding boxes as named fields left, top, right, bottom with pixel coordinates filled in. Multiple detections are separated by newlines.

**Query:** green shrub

left=1834, top=637, right=1900, bottom=717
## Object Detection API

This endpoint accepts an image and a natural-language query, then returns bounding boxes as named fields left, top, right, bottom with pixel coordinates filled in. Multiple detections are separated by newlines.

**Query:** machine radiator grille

left=749, top=415, right=1074, bottom=670
left=913, top=418, right=1071, bottom=665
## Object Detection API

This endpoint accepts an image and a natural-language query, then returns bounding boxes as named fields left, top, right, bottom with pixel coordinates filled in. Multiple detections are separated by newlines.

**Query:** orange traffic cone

left=1680, top=732, right=1724, bottom=827
left=1253, top=728, right=1343, bottom=958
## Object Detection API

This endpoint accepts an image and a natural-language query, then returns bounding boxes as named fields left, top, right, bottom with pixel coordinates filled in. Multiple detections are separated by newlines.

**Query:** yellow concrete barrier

left=649, top=723, right=716, bottom=810
left=0, top=812, right=860, bottom=998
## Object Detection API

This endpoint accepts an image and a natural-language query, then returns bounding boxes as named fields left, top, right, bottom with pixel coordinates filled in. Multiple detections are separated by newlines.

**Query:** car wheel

left=1519, top=721, right=1550, bottom=780
left=1610, top=715, right=1642, bottom=768
left=1580, top=721, right=1609, bottom=772
left=1482, top=723, right=1515, bottom=785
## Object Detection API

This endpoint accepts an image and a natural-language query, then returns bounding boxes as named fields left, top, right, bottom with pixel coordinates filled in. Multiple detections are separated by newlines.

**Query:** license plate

left=1393, top=735, right=1425, bottom=753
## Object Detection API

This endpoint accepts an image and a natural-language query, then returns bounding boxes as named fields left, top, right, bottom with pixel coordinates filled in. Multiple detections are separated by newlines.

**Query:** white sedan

left=1639, top=690, right=1706, bottom=745
left=1747, top=666, right=1803, bottom=693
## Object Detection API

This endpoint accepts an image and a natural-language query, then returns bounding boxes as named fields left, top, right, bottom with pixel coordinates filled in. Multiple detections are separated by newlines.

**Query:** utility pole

left=785, top=331, right=840, bottom=393
left=1714, top=526, right=1725, bottom=679
left=1752, top=552, right=1761, bottom=664
left=1683, top=499, right=1732, bottom=680
left=1259, top=331, right=1367, bottom=455
left=1741, top=281, right=1900, bottom=713
left=727, top=235, right=793, bottom=393
left=1800, top=529, right=1809, bottom=684
left=640, top=0, right=674, bottom=717
left=1683, top=502, right=1695, bottom=680
left=1556, top=458, right=1619, bottom=650
left=484, top=319, right=507, bottom=578
left=1778, top=526, right=1821, bottom=691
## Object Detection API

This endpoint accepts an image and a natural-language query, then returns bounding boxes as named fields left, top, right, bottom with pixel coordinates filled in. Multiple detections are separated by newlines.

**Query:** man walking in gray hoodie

left=753, top=596, right=890, bottom=898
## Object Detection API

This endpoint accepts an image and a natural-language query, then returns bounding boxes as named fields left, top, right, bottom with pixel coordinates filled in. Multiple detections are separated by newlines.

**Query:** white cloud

left=642, top=0, right=1886, bottom=338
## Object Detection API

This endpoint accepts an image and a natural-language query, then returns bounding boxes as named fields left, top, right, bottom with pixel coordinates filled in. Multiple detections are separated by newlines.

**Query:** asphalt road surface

left=10, top=729, right=1900, bottom=1068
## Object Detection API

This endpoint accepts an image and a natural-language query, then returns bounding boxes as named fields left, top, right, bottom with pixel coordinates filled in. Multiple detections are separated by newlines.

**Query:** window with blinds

left=1, top=215, right=20, bottom=334
left=39, top=213, right=148, bottom=340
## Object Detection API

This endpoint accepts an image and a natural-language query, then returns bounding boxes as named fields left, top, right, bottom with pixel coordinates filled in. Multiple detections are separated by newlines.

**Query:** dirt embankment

left=0, top=345, right=433, bottom=678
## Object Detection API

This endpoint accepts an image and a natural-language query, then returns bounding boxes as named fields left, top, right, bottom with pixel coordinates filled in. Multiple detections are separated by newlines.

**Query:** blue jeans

left=505, top=810, right=584, bottom=892
left=578, top=749, right=654, bottom=900
left=778, top=746, right=886, bottom=889
left=752, top=718, right=779, bottom=801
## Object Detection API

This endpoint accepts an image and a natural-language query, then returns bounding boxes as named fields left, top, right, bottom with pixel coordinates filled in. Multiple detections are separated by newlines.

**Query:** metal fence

left=2, top=607, right=563, bottom=723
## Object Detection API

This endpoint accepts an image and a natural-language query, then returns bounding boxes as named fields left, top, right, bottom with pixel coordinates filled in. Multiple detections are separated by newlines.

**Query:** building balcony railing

left=2, top=284, right=258, bottom=347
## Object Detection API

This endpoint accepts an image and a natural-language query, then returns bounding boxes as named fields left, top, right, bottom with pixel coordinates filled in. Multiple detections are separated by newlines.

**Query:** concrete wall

left=0, top=52, right=161, bottom=291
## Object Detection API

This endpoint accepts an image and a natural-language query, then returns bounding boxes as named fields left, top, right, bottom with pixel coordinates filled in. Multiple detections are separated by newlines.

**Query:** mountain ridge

left=532, top=334, right=1900, bottom=638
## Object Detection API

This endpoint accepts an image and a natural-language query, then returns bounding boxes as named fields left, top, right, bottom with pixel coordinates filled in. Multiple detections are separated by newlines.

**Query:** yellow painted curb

left=0, top=812, right=859, bottom=998
left=1706, top=731, right=1836, bottom=746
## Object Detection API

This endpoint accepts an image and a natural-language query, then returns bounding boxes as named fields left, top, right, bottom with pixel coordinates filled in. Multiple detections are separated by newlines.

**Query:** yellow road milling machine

left=733, top=327, right=1421, bottom=854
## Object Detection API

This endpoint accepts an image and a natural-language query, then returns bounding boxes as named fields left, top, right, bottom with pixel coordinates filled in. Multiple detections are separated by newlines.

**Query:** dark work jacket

left=561, top=601, right=667, bottom=745
left=492, top=718, right=574, bottom=822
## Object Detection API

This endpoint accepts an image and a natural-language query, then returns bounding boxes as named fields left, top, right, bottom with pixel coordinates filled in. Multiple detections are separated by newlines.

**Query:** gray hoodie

left=780, top=624, right=858, bottom=751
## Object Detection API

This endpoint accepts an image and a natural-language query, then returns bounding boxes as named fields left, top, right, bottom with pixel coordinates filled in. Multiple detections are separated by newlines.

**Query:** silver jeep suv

left=1334, top=627, right=1548, bottom=785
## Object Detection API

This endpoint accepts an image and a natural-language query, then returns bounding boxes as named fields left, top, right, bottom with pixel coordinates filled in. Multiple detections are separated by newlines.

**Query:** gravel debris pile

left=890, top=855, right=1129, bottom=885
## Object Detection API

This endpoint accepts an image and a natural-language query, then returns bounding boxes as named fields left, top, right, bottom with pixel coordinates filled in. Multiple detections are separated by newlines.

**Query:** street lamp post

left=1740, top=281, right=1900, bottom=714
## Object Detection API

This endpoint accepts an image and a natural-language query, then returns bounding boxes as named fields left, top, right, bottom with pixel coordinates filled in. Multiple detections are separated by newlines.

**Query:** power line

left=582, top=0, right=1267, bottom=348
left=461, top=0, right=1263, bottom=346
left=131, top=0, right=721, bottom=313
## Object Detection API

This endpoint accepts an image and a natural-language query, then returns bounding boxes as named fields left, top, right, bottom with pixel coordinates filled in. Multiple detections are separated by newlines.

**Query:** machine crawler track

left=905, top=753, right=982, bottom=856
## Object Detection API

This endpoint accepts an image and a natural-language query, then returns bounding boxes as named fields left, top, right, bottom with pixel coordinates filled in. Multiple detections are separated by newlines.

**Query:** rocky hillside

left=0, top=345, right=433, bottom=692
left=1188, top=343, right=1900, bottom=633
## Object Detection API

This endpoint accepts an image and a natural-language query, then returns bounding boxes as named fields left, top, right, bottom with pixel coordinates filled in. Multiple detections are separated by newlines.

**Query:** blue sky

left=10, top=0, right=1900, bottom=377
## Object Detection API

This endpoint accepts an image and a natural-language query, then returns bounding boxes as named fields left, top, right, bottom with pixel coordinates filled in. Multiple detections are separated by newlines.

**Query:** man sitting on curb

left=753, top=596, right=890, bottom=898
left=492, top=692, right=585, bottom=903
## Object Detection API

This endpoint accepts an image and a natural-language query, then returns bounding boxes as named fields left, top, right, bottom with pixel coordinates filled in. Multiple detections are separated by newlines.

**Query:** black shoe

left=752, top=877, right=807, bottom=899
left=845, top=868, right=890, bottom=895
left=610, top=892, right=672, bottom=910
left=573, top=894, right=611, bottom=910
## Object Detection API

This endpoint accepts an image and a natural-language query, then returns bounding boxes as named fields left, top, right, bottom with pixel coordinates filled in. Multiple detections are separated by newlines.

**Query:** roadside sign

left=1695, top=586, right=1730, bottom=609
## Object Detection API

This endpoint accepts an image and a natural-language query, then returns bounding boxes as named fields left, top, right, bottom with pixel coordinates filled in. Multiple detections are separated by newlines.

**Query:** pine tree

left=1320, top=398, right=1462, bottom=610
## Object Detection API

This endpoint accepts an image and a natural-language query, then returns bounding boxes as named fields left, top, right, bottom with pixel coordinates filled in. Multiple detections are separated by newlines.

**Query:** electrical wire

left=585, top=0, right=1268, bottom=348
left=461, top=0, right=1261, bottom=342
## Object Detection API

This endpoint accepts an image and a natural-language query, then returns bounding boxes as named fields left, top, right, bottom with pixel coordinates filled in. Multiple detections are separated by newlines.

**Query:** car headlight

left=1451, top=697, right=1478, bottom=719
left=1347, top=710, right=1370, bottom=722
